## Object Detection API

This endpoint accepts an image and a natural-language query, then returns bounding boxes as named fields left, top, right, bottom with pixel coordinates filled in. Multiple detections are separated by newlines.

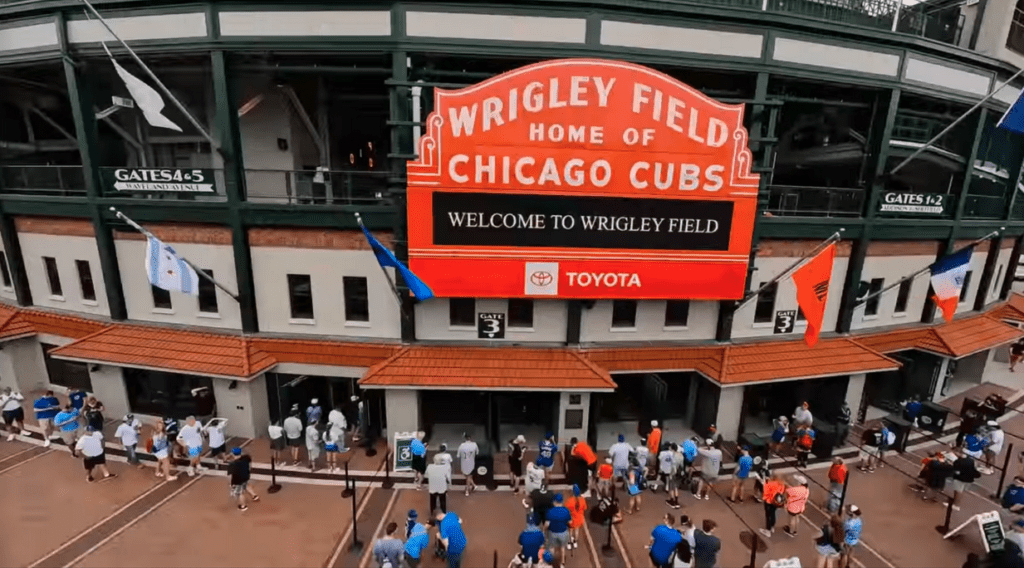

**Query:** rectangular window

left=0, top=252, right=11, bottom=288
left=611, top=300, right=638, bottom=328
left=287, top=274, right=314, bottom=320
left=994, top=265, right=1005, bottom=296
left=41, top=342, right=92, bottom=391
left=664, top=300, right=690, bottom=327
left=864, top=278, right=884, bottom=316
left=960, top=271, right=973, bottom=302
left=894, top=279, right=913, bottom=314
left=754, top=282, right=777, bottom=323
left=43, top=256, right=62, bottom=297
left=197, top=269, right=218, bottom=314
left=343, top=276, right=370, bottom=322
left=449, top=298, right=475, bottom=326
left=75, top=260, right=96, bottom=302
left=797, top=307, right=806, bottom=321
left=151, top=285, right=172, bottom=310
left=123, top=367, right=213, bottom=420
left=508, top=299, right=534, bottom=328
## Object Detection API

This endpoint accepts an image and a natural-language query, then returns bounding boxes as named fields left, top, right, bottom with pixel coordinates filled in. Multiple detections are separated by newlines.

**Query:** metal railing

left=892, top=114, right=968, bottom=156
left=897, top=8, right=964, bottom=45
left=243, top=169, right=389, bottom=205
left=963, top=194, right=1007, bottom=219
left=765, top=185, right=866, bottom=217
left=0, top=165, right=87, bottom=197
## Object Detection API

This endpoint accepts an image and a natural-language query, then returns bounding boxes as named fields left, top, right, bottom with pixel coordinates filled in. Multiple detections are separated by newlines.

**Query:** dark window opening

left=665, top=300, right=690, bottom=327
left=343, top=276, right=370, bottom=322
left=151, top=285, right=172, bottom=310
left=865, top=278, right=884, bottom=316
left=895, top=279, right=913, bottom=313
left=994, top=266, right=1005, bottom=296
left=197, top=269, right=218, bottom=314
left=123, top=367, right=214, bottom=420
left=508, top=299, right=534, bottom=328
left=0, top=252, right=11, bottom=288
left=754, top=282, right=777, bottom=323
left=287, top=274, right=314, bottom=320
left=75, top=260, right=96, bottom=302
left=960, top=271, right=973, bottom=302
left=41, top=342, right=92, bottom=391
left=612, top=300, right=638, bottom=328
left=449, top=298, right=475, bottom=327
left=43, top=256, right=61, bottom=297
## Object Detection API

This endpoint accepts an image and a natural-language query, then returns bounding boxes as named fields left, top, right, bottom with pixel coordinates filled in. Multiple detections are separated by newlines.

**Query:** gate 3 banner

left=407, top=58, right=759, bottom=300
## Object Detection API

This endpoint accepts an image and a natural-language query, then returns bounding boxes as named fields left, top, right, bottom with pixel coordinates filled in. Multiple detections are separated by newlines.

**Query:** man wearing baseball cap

left=227, top=447, right=260, bottom=511
left=76, top=425, right=116, bottom=483
left=842, top=504, right=863, bottom=568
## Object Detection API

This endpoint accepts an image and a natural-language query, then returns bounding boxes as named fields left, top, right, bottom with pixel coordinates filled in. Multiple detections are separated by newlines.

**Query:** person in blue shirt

left=841, top=504, right=863, bottom=568
left=965, top=430, right=989, bottom=460
left=904, top=397, right=923, bottom=423
left=33, top=390, right=60, bottom=447
left=681, top=437, right=699, bottom=493
left=648, top=513, right=683, bottom=568
left=517, top=514, right=545, bottom=566
left=435, top=510, right=467, bottom=568
left=545, top=493, right=572, bottom=560
left=537, top=433, right=557, bottom=473
left=411, top=432, right=427, bottom=490
left=770, top=416, right=789, bottom=454
left=68, top=388, right=87, bottom=411
left=406, top=509, right=419, bottom=539
left=1002, top=477, right=1024, bottom=515
left=404, top=522, right=430, bottom=568
left=54, top=403, right=81, bottom=457
left=731, top=446, right=754, bottom=503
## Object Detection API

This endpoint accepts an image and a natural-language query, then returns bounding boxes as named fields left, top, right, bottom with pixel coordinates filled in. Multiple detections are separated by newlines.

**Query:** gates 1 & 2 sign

left=407, top=59, right=760, bottom=299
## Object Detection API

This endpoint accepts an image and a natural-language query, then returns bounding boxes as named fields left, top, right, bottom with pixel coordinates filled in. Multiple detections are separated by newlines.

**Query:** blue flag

left=359, top=225, right=434, bottom=301
left=998, top=87, right=1024, bottom=135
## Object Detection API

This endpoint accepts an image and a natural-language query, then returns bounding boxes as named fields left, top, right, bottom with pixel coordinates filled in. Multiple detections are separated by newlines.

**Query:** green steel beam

left=389, top=48, right=416, bottom=342
left=1001, top=235, right=1024, bottom=300
left=0, top=206, right=32, bottom=307
left=974, top=234, right=1002, bottom=311
left=212, top=49, right=258, bottom=333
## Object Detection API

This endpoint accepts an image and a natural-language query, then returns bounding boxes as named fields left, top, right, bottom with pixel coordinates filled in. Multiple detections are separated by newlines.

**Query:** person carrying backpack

left=759, top=473, right=787, bottom=539
left=815, top=514, right=845, bottom=568
left=795, top=425, right=815, bottom=468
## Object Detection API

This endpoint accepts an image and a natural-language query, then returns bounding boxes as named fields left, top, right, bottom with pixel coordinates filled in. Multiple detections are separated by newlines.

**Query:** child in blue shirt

left=537, top=433, right=557, bottom=472
left=54, top=404, right=81, bottom=457
left=404, top=523, right=429, bottom=568
left=731, top=446, right=754, bottom=503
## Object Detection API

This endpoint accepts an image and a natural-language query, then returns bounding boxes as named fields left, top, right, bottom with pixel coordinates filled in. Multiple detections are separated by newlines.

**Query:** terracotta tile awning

left=583, top=346, right=724, bottom=379
left=49, top=325, right=277, bottom=380
left=0, top=305, right=36, bottom=342
left=855, top=327, right=954, bottom=357
left=251, top=338, right=399, bottom=368
left=720, top=338, right=900, bottom=384
left=0, top=306, right=107, bottom=343
left=856, top=315, right=1024, bottom=359
left=990, top=294, right=1024, bottom=324
left=360, top=345, right=617, bottom=391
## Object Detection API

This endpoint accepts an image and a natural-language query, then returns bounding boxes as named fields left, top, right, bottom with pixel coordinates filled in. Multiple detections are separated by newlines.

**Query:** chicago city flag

left=792, top=243, right=836, bottom=348
left=145, top=236, right=198, bottom=295
left=930, top=246, right=973, bottom=323
left=360, top=225, right=434, bottom=301
left=998, top=85, right=1024, bottom=135
left=111, top=59, right=182, bottom=132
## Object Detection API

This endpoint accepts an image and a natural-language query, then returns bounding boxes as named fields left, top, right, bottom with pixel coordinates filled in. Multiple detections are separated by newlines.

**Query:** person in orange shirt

left=647, top=421, right=663, bottom=465
left=565, top=484, right=588, bottom=551
left=784, top=475, right=810, bottom=537
left=759, top=473, right=787, bottom=539
left=826, top=457, right=848, bottom=511
left=570, top=437, right=598, bottom=496
left=597, top=458, right=614, bottom=498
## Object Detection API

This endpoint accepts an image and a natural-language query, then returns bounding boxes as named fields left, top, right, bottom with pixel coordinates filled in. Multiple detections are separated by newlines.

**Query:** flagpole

left=354, top=213, right=408, bottom=317
left=890, top=67, right=1024, bottom=176
left=850, top=229, right=1003, bottom=308
left=108, top=206, right=240, bottom=301
left=735, top=229, right=845, bottom=309
left=78, top=0, right=220, bottom=152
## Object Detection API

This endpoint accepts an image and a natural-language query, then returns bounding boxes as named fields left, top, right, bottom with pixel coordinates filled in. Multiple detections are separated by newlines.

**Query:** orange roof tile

left=49, top=325, right=277, bottom=380
left=933, top=315, right=1024, bottom=358
left=0, top=305, right=35, bottom=342
left=21, top=310, right=107, bottom=339
left=991, top=294, right=1024, bottom=323
left=360, top=345, right=617, bottom=391
left=251, top=338, right=398, bottom=368
left=583, top=346, right=725, bottom=380
left=855, top=328, right=954, bottom=357
left=720, top=338, right=900, bottom=384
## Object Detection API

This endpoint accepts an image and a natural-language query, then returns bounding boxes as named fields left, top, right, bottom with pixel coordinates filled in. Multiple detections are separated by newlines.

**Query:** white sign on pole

left=943, top=510, right=1005, bottom=553
left=393, top=431, right=417, bottom=472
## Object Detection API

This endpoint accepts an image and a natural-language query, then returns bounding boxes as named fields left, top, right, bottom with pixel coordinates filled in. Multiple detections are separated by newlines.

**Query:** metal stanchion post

left=601, top=519, right=616, bottom=557
left=992, top=443, right=1015, bottom=500
left=382, top=451, right=394, bottom=490
left=744, top=533, right=759, bottom=568
left=935, top=494, right=955, bottom=535
left=267, top=456, right=282, bottom=494
left=838, top=469, right=850, bottom=512
left=493, top=549, right=498, bottom=568
left=342, top=461, right=354, bottom=499
left=350, top=472, right=363, bottom=552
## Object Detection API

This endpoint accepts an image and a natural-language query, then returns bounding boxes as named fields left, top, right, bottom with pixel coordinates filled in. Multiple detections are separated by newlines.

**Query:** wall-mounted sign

left=406, top=59, right=759, bottom=299
left=774, top=310, right=797, bottom=334
left=877, top=191, right=949, bottom=215
left=103, top=168, right=215, bottom=193
left=477, top=312, right=506, bottom=339
left=393, top=431, right=416, bottom=472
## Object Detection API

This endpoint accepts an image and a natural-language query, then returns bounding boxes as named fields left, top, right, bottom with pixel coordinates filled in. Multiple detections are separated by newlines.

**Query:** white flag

left=111, top=59, right=182, bottom=132
left=145, top=236, right=198, bottom=295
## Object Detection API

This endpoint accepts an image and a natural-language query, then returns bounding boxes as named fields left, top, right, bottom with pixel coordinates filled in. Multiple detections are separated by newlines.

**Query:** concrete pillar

left=212, top=377, right=264, bottom=439
left=88, top=366, right=129, bottom=420
left=715, top=386, right=745, bottom=442
left=846, top=373, right=867, bottom=425
left=384, top=389, right=419, bottom=441
left=558, top=392, right=590, bottom=445
left=8, top=338, right=47, bottom=393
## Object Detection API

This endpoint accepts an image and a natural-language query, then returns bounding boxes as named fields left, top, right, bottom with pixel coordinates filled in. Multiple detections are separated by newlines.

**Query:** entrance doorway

left=740, top=375, right=848, bottom=437
left=592, top=373, right=702, bottom=450
left=419, top=390, right=557, bottom=453
left=266, top=373, right=359, bottom=424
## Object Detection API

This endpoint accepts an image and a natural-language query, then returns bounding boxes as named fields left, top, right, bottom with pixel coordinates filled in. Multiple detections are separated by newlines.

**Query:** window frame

left=753, top=282, right=777, bottom=324
left=864, top=278, right=884, bottom=316
left=664, top=300, right=690, bottom=328
left=449, top=298, right=476, bottom=327
left=0, top=251, right=12, bottom=289
left=959, top=271, right=973, bottom=303
left=342, top=276, right=370, bottom=323
left=197, top=269, right=219, bottom=314
left=611, top=300, right=638, bottom=329
left=75, top=260, right=96, bottom=303
left=287, top=274, right=315, bottom=321
left=894, top=279, right=913, bottom=314
left=43, top=256, right=63, bottom=298
left=507, top=298, right=535, bottom=329
left=150, top=284, right=173, bottom=311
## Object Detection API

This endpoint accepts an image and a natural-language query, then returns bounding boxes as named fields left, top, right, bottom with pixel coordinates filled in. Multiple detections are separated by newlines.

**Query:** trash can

left=473, top=453, right=496, bottom=490
left=882, top=414, right=912, bottom=453
left=812, top=422, right=837, bottom=459
left=917, top=401, right=950, bottom=434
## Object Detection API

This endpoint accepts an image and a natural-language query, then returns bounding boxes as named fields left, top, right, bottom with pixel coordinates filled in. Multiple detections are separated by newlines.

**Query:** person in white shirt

left=0, top=387, right=25, bottom=441
left=425, top=453, right=452, bottom=514
left=151, top=420, right=177, bottom=481
left=283, top=410, right=304, bottom=466
left=608, top=435, right=634, bottom=488
left=204, top=419, right=228, bottom=466
left=457, top=433, right=480, bottom=497
left=985, top=421, right=1006, bottom=474
left=76, top=426, right=116, bottom=483
left=177, top=416, right=205, bottom=476
left=328, top=404, right=348, bottom=452
left=305, top=421, right=321, bottom=472
left=524, top=461, right=546, bottom=495
left=268, top=422, right=285, bottom=462
left=437, top=443, right=454, bottom=475
left=115, top=414, right=143, bottom=468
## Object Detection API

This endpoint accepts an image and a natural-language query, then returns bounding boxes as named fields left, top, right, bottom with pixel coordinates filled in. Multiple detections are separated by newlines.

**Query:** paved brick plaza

left=1, top=384, right=1020, bottom=568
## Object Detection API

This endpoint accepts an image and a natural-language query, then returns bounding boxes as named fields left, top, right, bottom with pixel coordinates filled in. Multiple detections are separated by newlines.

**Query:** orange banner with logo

left=406, top=58, right=759, bottom=299
left=792, top=243, right=837, bottom=348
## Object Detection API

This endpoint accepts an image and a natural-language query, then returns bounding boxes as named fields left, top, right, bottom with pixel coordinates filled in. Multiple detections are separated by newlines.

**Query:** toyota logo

left=530, top=271, right=553, bottom=286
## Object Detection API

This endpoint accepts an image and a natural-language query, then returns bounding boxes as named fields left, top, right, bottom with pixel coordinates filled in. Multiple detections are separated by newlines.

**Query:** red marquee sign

left=407, top=59, right=759, bottom=300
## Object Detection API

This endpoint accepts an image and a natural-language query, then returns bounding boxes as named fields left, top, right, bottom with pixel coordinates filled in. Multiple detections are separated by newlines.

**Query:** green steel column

left=1001, top=234, right=1024, bottom=300
left=837, top=88, right=900, bottom=333
left=922, top=108, right=988, bottom=324
left=716, top=71, right=769, bottom=342
left=390, top=50, right=416, bottom=342
left=1002, top=136, right=1024, bottom=221
left=212, top=50, right=259, bottom=333
left=0, top=210, right=32, bottom=307
left=974, top=235, right=1002, bottom=311
left=61, top=16, right=127, bottom=321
